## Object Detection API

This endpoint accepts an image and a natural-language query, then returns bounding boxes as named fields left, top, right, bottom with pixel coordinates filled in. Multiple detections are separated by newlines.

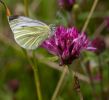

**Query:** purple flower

left=93, top=74, right=102, bottom=82
left=92, top=36, right=105, bottom=55
left=7, top=79, right=20, bottom=93
left=42, top=26, right=95, bottom=65
left=58, top=0, right=76, bottom=11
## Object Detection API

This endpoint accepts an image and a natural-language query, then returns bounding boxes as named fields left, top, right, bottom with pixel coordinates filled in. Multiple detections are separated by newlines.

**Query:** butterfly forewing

left=8, top=16, right=51, bottom=50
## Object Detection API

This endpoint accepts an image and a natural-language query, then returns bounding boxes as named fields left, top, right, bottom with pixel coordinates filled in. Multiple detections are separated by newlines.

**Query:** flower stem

left=23, top=0, right=42, bottom=100
left=68, top=67, right=84, bottom=100
left=98, top=56, right=104, bottom=100
left=23, top=50, right=42, bottom=100
left=67, top=11, right=73, bottom=27
left=22, top=48, right=33, bottom=67
left=32, top=51, right=42, bottom=100
left=85, top=62, right=98, bottom=100
left=33, top=65, right=42, bottom=100
left=51, top=65, right=68, bottom=100
left=107, top=62, right=109, bottom=90
left=94, top=21, right=107, bottom=36
left=73, top=75, right=83, bottom=100
left=24, top=0, right=29, bottom=16
left=81, top=0, right=99, bottom=33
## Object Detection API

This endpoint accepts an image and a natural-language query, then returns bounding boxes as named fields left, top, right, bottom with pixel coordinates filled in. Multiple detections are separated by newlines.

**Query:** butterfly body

left=8, top=16, right=54, bottom=50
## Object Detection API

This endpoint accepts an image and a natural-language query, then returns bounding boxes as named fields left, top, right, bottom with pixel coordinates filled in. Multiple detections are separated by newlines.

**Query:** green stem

left=85, top=62, right=98, bottom=100
left=33, top=65, right=42, bottom=100
left=24, top=0, right=29, bottom=16
left=94, top=21, right=107, bottom=36
left=98, top=56, right=104, bottom=100
left=67, top=11, right=73, bottom=27
left=79, top=11, right=109, bottom=20
left=68, top=67, right=83, bottom=100
left=23, top=0, right=42, bottom=100
left=22, top=48, right=33, bottom=66
left=23, top=49, right=42, bottom=100
left=32, top=51, right=42, bottom=100
left=107, top=62, right=109, bottom=91
left=51, top=65, right=68, bottom=100
left=81, top=0, right=99, bottom=33
left=73, top=75, right=83, bottom=100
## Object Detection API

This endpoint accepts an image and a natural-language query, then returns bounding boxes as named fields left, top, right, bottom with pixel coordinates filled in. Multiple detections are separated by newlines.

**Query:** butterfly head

left=49, top=24, right=56, bottom=37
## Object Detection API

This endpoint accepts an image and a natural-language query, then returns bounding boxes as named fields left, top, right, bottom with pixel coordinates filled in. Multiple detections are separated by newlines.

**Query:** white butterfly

left=8, top=16, right=55, bottom=50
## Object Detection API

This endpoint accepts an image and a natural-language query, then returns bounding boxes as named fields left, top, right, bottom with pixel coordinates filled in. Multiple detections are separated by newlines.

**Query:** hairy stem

left=73, top=75, right=83, bottom=100
left=51, top=65, right=68, bottom=100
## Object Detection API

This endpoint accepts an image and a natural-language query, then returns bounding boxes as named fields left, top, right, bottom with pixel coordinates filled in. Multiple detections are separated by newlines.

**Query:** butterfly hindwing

left=8, top=16, right=51, bottom=50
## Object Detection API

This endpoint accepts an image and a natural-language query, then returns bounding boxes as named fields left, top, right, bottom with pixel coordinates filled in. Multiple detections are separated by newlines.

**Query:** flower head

left=7, top=79, right=19, bottom=93
left=93, top=73, right=102, bottom=82
left=42, top=26, right=95, bottom=65
left=58, top=0, right=76, bottom=11
left=92, top=36, right=105, bottom=55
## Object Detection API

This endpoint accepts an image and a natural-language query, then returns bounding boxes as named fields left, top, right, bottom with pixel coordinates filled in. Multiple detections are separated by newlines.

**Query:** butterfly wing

left=8, top=16, right=51, bottom=50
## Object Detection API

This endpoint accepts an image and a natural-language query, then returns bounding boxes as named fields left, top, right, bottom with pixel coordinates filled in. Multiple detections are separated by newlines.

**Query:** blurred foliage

left=0, top=0, right=109, bottom=100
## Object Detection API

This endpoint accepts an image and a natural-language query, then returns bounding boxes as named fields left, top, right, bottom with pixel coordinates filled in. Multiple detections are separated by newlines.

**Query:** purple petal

left=42, top=37, right=58, bottom=55
left=42, top=25, right=95, bottom=65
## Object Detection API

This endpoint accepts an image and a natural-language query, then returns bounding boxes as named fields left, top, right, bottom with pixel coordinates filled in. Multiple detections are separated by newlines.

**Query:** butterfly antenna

left=0, top=0, right=11, bottom=16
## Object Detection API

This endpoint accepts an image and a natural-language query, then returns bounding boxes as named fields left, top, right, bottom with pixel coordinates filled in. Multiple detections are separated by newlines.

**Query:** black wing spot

left=9, top=15, right=19, bottom=21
